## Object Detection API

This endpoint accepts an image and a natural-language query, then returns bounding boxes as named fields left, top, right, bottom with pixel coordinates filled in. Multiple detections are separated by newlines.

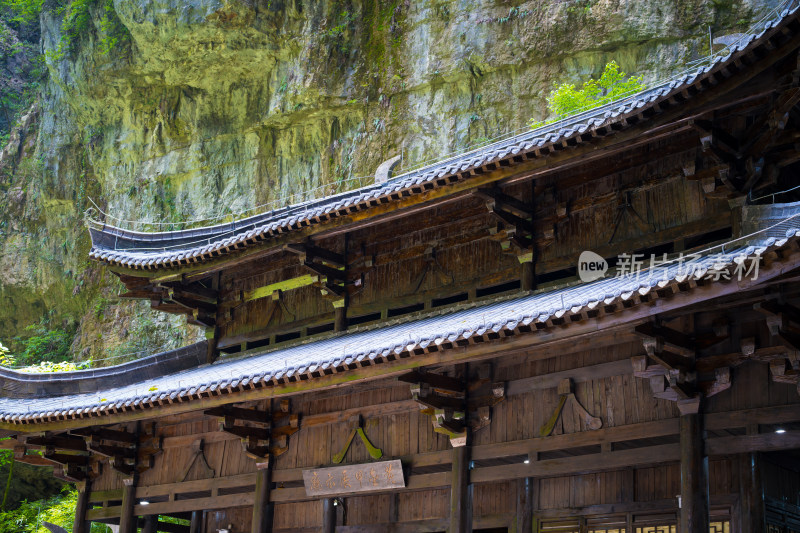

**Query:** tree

left=531, top=60, right=646, bottom=127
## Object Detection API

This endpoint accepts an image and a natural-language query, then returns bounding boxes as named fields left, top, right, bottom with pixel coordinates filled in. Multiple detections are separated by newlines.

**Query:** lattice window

left=635, top=526, right=675, bottom=533
left=709, top=521, right=730, bottom=533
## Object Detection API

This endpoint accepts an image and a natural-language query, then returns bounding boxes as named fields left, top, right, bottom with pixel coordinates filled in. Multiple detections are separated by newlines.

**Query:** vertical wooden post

left=252, top=463, right=274, bottom=533
left=520, top=258, right=535, bottom=292
left=72, top=481, right=90, bottom=533
left=450, top=362, right=472, bottom=533
left=207, top=272, right=222, bottom=364
left=739, top=452, right=765, bottom=532
left=190, top=510, right=203, bottom=533
left=678, top=398, right=709, bottom=533
left=515, top=477, right=534, bottom=532
left=118, top=477, right=137, bottom=533
left=142, top=515, right=157, bottom=533
left=334, top=304, right=347, bottom=333
left=322, top=498, right=337, bottom=533
left=450, top=445, right=471, bottom=533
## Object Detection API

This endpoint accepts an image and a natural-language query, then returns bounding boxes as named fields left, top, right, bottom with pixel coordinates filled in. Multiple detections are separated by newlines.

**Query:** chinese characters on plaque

left=302, top=459, right=405, bottom=497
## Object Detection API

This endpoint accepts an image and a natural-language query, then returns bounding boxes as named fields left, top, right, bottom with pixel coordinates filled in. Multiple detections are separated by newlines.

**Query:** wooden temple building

left=4, top=5, right=800, bottom=533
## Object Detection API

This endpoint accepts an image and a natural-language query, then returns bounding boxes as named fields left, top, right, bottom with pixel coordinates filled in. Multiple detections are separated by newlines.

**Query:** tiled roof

left=5, top=219, right=800, bottom=426
left=86, top=4, right=800, bottom=270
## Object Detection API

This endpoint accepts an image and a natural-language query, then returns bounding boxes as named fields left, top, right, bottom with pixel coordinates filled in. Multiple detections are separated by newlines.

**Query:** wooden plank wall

left=85, top=326, right=800, bottom=528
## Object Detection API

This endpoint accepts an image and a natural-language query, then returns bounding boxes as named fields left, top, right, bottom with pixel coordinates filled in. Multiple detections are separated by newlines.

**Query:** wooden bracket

left=209, top=400, right=299, bottom=460
left=332, top=416, right=383, bottom=463
left=538, top=378, right=602, bottom=437
left=476, top=187, right=536, bottom=253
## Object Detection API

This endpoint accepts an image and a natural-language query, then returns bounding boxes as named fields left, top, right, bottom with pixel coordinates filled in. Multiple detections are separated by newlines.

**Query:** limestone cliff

left=0, top=0, right=782, bottom=363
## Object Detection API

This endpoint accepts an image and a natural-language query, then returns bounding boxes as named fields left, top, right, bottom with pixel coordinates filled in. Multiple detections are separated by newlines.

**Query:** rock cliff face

left=0, top=0, right=782, bottom=362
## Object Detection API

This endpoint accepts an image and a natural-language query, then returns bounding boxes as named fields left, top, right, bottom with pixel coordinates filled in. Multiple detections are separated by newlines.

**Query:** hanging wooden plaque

left=302, top=459, right=405, bottom=497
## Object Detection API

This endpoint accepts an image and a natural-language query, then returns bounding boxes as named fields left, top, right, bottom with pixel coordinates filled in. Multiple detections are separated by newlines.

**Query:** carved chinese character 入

left=369, top=467, right=379, bottom=486
left=341, top=470, right=351, bottom=489
left=326, top=472, right=336, bottom=489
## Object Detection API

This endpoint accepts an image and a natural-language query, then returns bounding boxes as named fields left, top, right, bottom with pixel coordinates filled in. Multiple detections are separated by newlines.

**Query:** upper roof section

left=87, top=3, right=800, bottom=272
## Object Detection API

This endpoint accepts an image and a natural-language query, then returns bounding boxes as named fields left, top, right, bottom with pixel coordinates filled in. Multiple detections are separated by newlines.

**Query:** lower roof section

left=4, top=211, right=800, bottom=429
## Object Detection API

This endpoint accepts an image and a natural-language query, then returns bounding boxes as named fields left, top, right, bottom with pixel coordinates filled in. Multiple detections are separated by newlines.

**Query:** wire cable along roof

left=6, top=213, right=800, bottom=426
left=86, top=2, right=800, bottom=270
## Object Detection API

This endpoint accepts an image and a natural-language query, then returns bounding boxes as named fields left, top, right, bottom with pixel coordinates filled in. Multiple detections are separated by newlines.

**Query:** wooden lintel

left=635, top=323, right=695, bottom=357
left=70, top=427, right=137, bottom=444
left=244, top=274, right=321, bottom=302
left=221, top=424, right=271, bottom=442
left=398, top=370, right=465, bottom=393
left=204, top=406, right=271, bottom=425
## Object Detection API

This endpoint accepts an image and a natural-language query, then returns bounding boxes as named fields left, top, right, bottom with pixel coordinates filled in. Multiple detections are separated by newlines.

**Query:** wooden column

left=334, top=304, right=347, bottom=332
left=142, top=515, right=157, bottom=533
left=189, top=510, right=203, bottom=533
left=520, top=259, right=535, bottom=292
left=322, top=498, right=336, bottom=533
left=679, top=399, right=709, bottom=533
left=515, top=477, right=534, bottom=533
left=450, top=445, right=472, bottom=533
left=72, top=481, right=90, bottom=533
left=252, top=463, right=274, bottom=533
left=118, top=477, right=137, bottom=533
left=739, top=452, right=765, bottom=532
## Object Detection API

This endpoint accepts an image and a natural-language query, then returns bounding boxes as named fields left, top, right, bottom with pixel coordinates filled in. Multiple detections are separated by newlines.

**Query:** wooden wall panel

left=344, top=494, right=393, bottom=525
left=397, top=488, right=449, bottom=522
left=206, top=506, right=252, bottom=532
left=473, top=481, right=516, bottom=518
left=273, top=501, right=323, bottom=529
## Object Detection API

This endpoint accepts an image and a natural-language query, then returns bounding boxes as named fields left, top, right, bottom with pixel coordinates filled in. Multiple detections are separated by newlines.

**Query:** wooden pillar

left=520, top=260, right=535, bottom=292
left=142, top=515, right=157, bottom=533
left=190, top=510, right=203, bottom=533
left=322, top=498, right=336, bottom=533
left=679, top=399, right=709, bottom=533
left=515, top=477, right=534, bottom=532
left=739, top=452, right=765, bottom=532
left=118, top=477, right=137, bottom=533
left=334, top=304, right=347, bottom=332
left=252, top=464, right=274, bottom=533
left=450, top=444, right=472, bottom=533
left=72, top=481, right=90, bottom=533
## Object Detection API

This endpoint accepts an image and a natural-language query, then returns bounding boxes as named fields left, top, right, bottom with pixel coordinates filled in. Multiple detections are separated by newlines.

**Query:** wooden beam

left=680, top=411, right=709, bottom=533
left=244, top=274, right=321, bottom=302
